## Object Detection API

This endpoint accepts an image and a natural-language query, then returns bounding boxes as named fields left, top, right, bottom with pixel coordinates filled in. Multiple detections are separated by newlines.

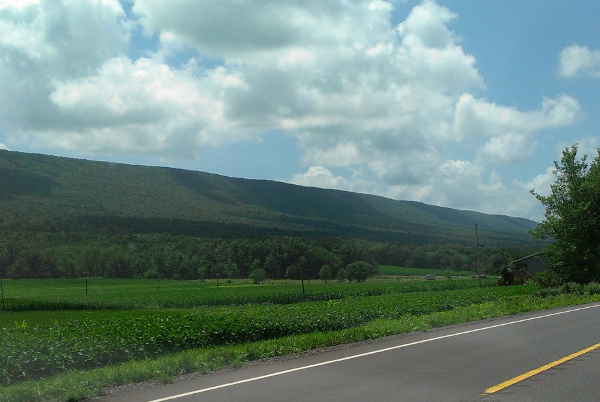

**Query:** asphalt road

left=97, top=303, right=600, bottom=402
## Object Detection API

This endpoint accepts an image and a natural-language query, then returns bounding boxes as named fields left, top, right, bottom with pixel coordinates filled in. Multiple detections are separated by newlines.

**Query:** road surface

left=96, top=302, right=600, bottom=401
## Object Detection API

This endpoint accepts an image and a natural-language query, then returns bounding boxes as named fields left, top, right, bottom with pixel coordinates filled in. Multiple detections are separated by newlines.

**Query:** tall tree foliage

left=530, top=144, right=600, bottom=284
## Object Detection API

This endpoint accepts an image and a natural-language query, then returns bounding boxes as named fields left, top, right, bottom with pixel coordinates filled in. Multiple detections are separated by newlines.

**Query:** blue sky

left=1, top=0, right=599, bottom=221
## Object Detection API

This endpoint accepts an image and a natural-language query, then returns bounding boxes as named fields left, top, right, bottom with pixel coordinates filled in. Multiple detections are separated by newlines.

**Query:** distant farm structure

left=498, top=252, right=547, bottom=285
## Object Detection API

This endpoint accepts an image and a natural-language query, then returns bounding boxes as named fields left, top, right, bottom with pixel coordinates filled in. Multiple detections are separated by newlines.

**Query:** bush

left=534, top=271, right=562, bottom=288
left=533, top=287, right=561, bottom=298
left=558, top=282, right=584, bottom=295
left=144, top=269, right=159, bottom=279
left=585, top=281, right=600, bottom=295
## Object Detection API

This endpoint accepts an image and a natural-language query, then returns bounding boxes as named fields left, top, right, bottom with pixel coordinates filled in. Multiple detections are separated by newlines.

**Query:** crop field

left=0, top=275, right=537, bottom=387
left=0, top=275, right=490, bottom=312
left=3, top=275, right=600, bottom=402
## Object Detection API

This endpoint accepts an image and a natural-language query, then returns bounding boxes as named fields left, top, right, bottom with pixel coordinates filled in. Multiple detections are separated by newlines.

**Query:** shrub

left=534, top=271, right=562, bottom=288
left=144, top=269, right=159, bottom=279
left=585, top=281, right=600, bottom=295
left=558, top=282, right=584, bottom=295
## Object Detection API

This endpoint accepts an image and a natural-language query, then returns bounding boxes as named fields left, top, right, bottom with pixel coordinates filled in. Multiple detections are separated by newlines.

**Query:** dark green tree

left=530, top=144, right=600, bottom=284
left=319, top=265, right=332, bottom=284
left=346, top=261, right=376, bottom=282
left=249, top=268, right=267, bottom=284
left=336, top=267, right=348, bottom=283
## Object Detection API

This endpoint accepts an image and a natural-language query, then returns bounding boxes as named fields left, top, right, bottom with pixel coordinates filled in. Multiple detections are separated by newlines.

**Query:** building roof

left=510, top=252, right=543, bottom=265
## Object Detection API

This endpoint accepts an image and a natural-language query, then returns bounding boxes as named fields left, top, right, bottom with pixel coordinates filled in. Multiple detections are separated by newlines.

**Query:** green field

left=377, top=265, right=473, bottom=277
left=1, top=275, right=599, bottom=402
left=0, top=275, right=489, bottom=313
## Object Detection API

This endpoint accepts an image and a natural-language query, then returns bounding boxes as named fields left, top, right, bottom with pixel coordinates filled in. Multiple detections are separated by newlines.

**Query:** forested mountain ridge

left=0, top=150, right=537, bottom=245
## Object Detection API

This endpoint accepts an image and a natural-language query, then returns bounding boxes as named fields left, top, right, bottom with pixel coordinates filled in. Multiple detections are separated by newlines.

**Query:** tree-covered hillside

left=0, top=150, right=536, bottom=244
left=0, top=151, right=540, bottom=279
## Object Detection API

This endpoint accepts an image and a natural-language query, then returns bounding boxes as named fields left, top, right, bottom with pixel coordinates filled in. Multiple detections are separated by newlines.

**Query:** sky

left=1, top=0, right=599, bottom=222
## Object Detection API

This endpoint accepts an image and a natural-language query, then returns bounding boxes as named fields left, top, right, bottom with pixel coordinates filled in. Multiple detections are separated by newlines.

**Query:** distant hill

left=0, top=150, right=538, bottom=245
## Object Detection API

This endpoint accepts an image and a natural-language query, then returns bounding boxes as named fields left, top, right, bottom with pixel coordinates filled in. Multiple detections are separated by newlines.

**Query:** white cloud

left=0, top=1, right=39, bottom=10
left=452, top=94, right=581, bottom=140
left=398, top=160, right=545, bottom=221
left=48, top=57, right=250, bottom=156
left=558, top=45, right=600, bottom=78
left=480, top=134, right=532, bottom=163
left=397, top=0, right=457, bottom=49
left=134, top=0, right=395, bottom=61
left=0, top=0, right=130, bottom=133
left=0, top=143, right=8, bottom=150
left=290, top=166, right=351, bottom=190
left=0, top=0, right=585, bottom=220
left=525, top=166, right=555, bottom=199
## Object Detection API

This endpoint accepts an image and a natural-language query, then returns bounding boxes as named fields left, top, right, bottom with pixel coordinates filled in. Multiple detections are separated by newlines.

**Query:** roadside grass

left=1, top=292, right=598, bottom=402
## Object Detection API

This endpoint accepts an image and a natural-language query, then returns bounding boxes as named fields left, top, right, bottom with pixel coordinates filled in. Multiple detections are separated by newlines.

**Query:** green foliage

left=144, top=269, right=159, bottom=279
left=345, top=261, right=376, bottom=282
left=0, top=277, right=500, bottom=312
left=249, top=268, right=267, bottom=284
left=534, top=271, right=562, bottom=288
left=0, top=283, right=536, bottom=386
left=0, top=232, right=533, bottom=280
left=319, top=265, right=332, bottom=283
left=336, top=268, right=348, bottom=283
left=533, top=281, right=600, bottom=298
left=585, top=281, right=600, bottom=295
left=3, top=289, right=598, bottom=402
left=0, top=150, right=537, bottom=250
left=530, top=144, right=600, bottom=284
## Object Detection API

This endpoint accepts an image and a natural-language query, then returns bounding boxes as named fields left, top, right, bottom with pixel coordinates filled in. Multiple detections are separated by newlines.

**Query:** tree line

left=0, top=232, right=531, bottom=280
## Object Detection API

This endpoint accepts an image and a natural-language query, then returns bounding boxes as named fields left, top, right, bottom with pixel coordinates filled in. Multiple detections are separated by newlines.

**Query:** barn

left=498, top=252, right=547, bottom=285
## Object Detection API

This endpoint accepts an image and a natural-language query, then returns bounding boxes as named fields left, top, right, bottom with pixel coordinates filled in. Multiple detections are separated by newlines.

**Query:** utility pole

left=475, top=223, right=481, bottom=288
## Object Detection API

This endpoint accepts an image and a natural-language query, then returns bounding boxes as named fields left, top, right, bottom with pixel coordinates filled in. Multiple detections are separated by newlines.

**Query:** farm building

left=512, top=252, right=547, bottom=276
left=498, top=252, right=547, bottom=285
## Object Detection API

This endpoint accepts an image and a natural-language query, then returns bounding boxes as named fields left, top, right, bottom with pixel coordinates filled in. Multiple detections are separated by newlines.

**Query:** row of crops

left=0, top=278, right=499, bottom=311
left=0, top=284, right=536, bottom=385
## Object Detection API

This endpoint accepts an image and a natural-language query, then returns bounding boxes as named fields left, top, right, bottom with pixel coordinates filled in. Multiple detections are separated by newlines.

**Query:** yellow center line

left=484, top=342, right=600, bottom=395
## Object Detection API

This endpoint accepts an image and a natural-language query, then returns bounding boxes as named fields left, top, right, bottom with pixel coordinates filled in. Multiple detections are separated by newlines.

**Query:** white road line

left=148, top=303, right=600, bottom=402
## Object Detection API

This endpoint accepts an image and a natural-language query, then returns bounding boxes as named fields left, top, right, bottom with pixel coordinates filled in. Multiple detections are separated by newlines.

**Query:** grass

left=377, top=265, right=472, bottom=277
left=1, top=277, right=599, bottom=401
left=1, top=291, right=598, bottom=402
left=2, top=285, right=535, bottom=386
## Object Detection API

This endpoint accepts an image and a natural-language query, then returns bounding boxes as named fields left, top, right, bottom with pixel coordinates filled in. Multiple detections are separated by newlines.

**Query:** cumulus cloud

left=0, top=0, right=584, bottom=219
left=526, top=166, right=555, bottom=198
left=134, top=0, right=395, bottom=61
left=558, top=45, right=600, bottom=78
left=290, top=166, right=351, bottom=190
left=48, top=57, right=251, bottom=156
left=453, top=94, right=581, bottom=140
left=0, top=0, right=130, bottom=133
